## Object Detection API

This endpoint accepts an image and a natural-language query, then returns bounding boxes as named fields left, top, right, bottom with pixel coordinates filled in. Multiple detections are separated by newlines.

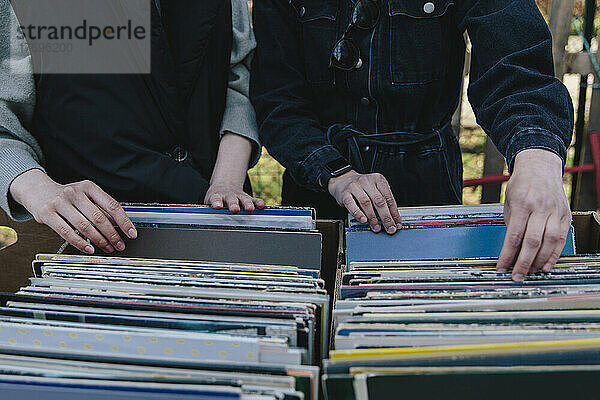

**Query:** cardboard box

left=0, top=211, right=64, bottom=293
left=316, top=220, right=345, bottom=295
left=572, top=211, right=600, bottom=254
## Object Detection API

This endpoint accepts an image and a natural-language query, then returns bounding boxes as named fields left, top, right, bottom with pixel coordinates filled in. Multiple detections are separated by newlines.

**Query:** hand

left=497, top=149, right=571, bottom=282
left=204, top=182, right=265, bottom=213
left=328, top=170, right=402, bottom=234
left=206, top=132, right=263, bottom=213
left=9, top=169, right=137, bottom=254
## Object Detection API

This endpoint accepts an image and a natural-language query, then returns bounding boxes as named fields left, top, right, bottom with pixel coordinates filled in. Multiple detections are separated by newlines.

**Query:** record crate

left=0, top=210, right=345, bottom=295
left=572, top=211, right=600, bottom=254
left=1, top=210, right=598, bottom=294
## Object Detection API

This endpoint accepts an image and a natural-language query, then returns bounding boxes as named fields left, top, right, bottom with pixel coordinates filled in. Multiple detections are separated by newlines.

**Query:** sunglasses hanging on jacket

left=329, top=0, right=381, bottom=71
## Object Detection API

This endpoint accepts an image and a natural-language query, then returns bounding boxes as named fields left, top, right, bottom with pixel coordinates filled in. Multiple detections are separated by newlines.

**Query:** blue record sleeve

left=346, top=224, right=576, bottom=264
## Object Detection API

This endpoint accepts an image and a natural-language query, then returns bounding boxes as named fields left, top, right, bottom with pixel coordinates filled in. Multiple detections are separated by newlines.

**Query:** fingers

left=361, top=176, right=396, bottom=234
left=207, top=183, right=263, bottom=213
left=502, top=209, right=568, bottom=282
left=55, top=201, right=114, bottom=253
left=511, top=213, right=548, bottom=282
left=350, top=183, right=380, bottom=232
left=342, top=193, right=367, bottom=224
left=253, top=197, right=266, bottom=210
left=41, top=213, right=95, bottom=255
left=531, top=214, right=566, bottom=272
left=82, top=181, right=136, bottom=240
left=497, top=206, right=529, bottom=273
left=541, top=218, right=569, bottom=273
left=208, top=193, right=224, bottom=210
left=331, top=173, right=399, bottom=234
left=224, top=194, right=241, bottom=213
left=209, top=190, right=263, bottom=213
left=239, top=194, right=256, bottom=213
left=542, top=215, right=571, bottom=273
left=100, top=208, right=117, bottom=226
left=375, top=175, right=402, bottom=227
left=66, top=188, right=124, bottom=252
left=222, top=193, right=258, bottom=213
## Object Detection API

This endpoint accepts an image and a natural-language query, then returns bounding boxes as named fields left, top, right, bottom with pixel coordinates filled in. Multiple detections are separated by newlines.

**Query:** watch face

left=327, top=158, right=352, bottom=176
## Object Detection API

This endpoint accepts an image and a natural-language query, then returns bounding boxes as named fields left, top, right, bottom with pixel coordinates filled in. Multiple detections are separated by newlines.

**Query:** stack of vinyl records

left=346, top=204, right=576, bottom=262
left=0, top=205, right=329, bottom=400
left=115, top=204, right=323, bottom=270
left=323, top=206, right=600, bottom=400
left=122, top=203, right=316, bottom=231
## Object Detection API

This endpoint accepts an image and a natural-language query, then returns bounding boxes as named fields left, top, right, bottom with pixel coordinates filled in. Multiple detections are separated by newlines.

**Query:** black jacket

left=32, top=0, right=233, bottom=203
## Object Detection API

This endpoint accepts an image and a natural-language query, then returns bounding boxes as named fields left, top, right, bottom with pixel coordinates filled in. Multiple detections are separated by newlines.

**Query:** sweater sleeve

left=220, top=0, right=261, bottom=168
left=0, top=0, right=44, bottom=222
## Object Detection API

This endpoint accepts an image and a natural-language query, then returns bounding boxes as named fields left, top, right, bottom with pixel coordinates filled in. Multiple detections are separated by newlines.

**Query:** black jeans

left=282, top=123, right=462, bottom=219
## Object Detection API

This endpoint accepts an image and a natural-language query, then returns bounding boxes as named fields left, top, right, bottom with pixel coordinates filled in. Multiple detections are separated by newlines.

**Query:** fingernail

left=128, top=228, right=137, bottom=239
left=373, top=224, right=381, bottom=232
left=387, top=226, right=397, bottom=234
left=84, top=245, right=94, bottom=254
left=105, top=245, right=114, bottom=253
left=116, top=241, right=125, bottom=251
left=513, top=273, right=525, bottom=282
left=360, top=217, right=368, bottom=224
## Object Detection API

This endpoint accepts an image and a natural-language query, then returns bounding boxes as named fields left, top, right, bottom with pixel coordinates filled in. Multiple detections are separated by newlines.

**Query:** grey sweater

left=0, top=0, right=260, bottom=221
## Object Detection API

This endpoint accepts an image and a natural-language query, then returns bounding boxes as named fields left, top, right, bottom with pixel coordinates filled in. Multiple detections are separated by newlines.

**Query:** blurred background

left=0, top=228, right=15, bottom=251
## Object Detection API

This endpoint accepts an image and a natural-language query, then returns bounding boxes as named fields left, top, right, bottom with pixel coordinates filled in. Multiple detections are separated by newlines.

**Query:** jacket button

left=171, top=146, right=188, bottom=162
left=423, top=2, right=435, bottom=13
left=299, top=6, right=306, bottom=17
left=360, top=97, right=371, bottom=106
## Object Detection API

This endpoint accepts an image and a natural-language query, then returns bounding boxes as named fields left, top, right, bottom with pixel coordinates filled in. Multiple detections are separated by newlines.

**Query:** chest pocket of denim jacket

left=389, top=0, right=454, bottom=85
left=294, top=0, right=338, bottom=85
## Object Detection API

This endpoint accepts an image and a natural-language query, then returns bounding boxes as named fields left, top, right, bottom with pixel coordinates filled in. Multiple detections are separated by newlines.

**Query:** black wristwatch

left=319, top=157, right=353, bottom=190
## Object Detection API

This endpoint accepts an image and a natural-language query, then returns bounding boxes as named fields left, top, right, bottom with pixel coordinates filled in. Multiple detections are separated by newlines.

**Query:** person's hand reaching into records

left=205, top=183, right=265, bottom=214
left=328, top=170, right=402, bottom=234
left=205, top=132, right=266, bottom=213
left=496, top=149, right=572, bottom=282
left=9, top=169, right=137, bottom=255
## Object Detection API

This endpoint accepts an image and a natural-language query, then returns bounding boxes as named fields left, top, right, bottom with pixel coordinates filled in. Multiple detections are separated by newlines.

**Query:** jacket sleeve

left=250, top=0, right=345, bottom=191
left=456, top=0, right=574, bottom=172
left=220, top=0, right=262, bottom=168
left=0, top=0, right=44, bottom=222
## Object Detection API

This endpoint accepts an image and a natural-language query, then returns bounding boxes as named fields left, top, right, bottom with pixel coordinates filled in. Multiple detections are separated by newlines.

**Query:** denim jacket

left=250, top=0, right=574, bottom=193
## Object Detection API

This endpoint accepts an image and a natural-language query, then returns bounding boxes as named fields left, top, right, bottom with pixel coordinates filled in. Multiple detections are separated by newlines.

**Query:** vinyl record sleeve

left=346, top=225, right=576, bottom=264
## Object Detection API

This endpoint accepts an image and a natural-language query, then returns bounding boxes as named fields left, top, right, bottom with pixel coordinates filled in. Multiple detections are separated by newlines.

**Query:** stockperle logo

left=10, top=0, right=151, bottom=74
